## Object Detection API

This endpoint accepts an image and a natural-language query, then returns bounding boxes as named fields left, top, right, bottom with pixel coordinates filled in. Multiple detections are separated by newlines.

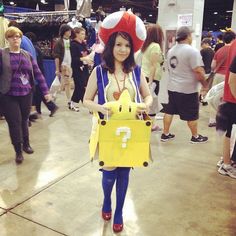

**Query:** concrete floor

left=0, top=91, right=236, bottom=236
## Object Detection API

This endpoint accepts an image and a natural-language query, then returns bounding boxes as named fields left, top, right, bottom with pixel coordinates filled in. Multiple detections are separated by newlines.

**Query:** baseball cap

left=176, top=26, right=194, bottom=41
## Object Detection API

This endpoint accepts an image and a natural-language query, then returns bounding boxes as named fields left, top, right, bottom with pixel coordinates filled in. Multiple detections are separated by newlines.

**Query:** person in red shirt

left=208, top=31, right=235, bottom=127
left=228, top=56, right=236, bottom=167
left=217, top=39, right=236, bottom=178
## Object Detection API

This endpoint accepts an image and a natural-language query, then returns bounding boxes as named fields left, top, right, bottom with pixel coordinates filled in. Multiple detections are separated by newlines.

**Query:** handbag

left=89, top=111, right=152, bottom=167
left=50, top=75, right=61, bottom=99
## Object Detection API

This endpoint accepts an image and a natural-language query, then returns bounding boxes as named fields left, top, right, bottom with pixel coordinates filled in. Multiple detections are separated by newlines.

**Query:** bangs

left=5, top=26, right=23, bottom=39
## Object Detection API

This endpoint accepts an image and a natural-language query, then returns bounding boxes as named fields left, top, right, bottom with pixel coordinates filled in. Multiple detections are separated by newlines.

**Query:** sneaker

left=68, top=102, right=72, bottom=110
left=208, top=122, right=216, bottom=127
left=202, top=101, right=208, bottom=106
left=190, top=134, right=208, bottom=144
left=70, top=106, right=79, bottom=112
left=216, top=157, right=223, bottom=167
left=161, top=133, right=175, bottom=142
left=29, top=112, right=38, bottom=122
left=68, top=102, right=79, bottom=112
left=218, top=164, right=236, bottom=179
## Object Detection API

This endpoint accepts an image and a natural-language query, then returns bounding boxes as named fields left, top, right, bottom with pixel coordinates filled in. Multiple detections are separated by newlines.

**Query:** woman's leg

left=71, top=76, right=80, bottom=103
left=61, top=65, right=72, bottom=103
left=102, top=169, right=117, bottom=215
left=77, top=70, right=88, bottom=103
left=150, top=81, right=161, bottom=131
left=114, top=167, right=131, bottom=228
left=231, top=140, right=236, bottom=164
left=34, top=85, right=42, bottom=114
left=19, top=93, right=34, bottom=154
left=0, top=95, right=24, bottom=163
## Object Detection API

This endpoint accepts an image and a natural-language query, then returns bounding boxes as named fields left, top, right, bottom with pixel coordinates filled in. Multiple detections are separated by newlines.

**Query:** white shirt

left=62, top=39, right=71, bottom=66
left=67, top=19, right=82, bottom=29
left=167, top=43, right=204, bottom=94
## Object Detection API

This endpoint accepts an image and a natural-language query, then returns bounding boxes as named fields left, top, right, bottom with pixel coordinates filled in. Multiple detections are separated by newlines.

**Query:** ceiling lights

left=41, top=0, right=48, bottom=4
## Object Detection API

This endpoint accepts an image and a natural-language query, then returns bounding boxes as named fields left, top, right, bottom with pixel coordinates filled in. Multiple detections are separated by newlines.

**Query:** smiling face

left=113, top=35, right=131, bottom=63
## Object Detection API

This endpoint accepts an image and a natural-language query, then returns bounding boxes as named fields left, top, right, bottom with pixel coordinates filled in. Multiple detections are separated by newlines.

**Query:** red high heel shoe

left=113, top=223, right=123, bottom=233
left=102, top=211, right=112, bottom=221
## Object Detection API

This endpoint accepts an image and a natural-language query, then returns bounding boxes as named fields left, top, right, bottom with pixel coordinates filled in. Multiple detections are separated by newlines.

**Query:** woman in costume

left=83, top=11, right=152, bottom=233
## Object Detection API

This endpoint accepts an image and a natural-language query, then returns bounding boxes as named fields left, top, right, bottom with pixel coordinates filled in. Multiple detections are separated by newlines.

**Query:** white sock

left=223, top=164, right=231, bottom=169
left=209, top=118, right=216, bottom=123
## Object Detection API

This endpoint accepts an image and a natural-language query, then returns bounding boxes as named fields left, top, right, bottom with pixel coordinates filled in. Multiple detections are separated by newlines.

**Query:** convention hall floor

left=0, top=90, right=236, bottom=236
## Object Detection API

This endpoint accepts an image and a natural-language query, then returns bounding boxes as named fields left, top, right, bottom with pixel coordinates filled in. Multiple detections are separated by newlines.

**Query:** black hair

left=223, top=31, right=236, bottom=44
left=201, top=38, right=211, bottom=46
left=8, top=20, right=20, bottom=29
left=217, top=34, right=223, bottom=40
left=101, top=31, right=135, bottom=74
left=59, top=24, right=72, bottom=38
left=25, top=32, right=37, bottom=43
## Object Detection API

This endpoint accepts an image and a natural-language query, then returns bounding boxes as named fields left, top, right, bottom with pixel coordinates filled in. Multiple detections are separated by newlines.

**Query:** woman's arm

left=211, top=59, right=216, bottom=71
left=31, top=56, right=50, bottom=99
left=83, top=68, right=110, bottom=115
left=229, top=72, right=236, bottom=98
left=53, top=41, right=62, bottom=76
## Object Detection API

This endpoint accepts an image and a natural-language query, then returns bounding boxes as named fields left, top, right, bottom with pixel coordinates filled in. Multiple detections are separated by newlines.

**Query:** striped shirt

left=0, top=50, right=48, bottom=96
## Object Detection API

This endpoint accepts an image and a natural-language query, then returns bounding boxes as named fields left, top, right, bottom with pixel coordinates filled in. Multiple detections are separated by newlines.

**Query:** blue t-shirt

left=21, top=35, right=37, bottom=61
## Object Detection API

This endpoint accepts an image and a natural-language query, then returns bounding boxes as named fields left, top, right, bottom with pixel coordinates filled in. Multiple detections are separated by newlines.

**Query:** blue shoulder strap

left=94, top=52, right=102, bottom=67
left=96, top=65, right=141, bottom=104
left=96, top=65, right=108, bottom=105
left=132, top=65, right=141, bottom=103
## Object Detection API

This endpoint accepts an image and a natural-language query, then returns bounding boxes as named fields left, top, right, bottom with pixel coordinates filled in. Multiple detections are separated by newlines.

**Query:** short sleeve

left=230, top=56, right=236, bottom=73
left=189, top=48, right=204, bottom=69
left=149, top=43, right=163, bottom=63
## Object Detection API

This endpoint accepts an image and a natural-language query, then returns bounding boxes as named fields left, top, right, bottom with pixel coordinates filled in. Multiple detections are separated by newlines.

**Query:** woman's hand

left=136, top=103, right=149, bottom=115
left=99, top=105, right=112, bottom=116
left=55, top=70, right=60, bottom=77
left=200, top=86, right=209, bottom=97
left=44, top=94, right=52, bottom=103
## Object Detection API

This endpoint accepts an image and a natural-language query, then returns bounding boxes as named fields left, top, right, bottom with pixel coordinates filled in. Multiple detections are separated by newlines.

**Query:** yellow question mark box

left=89, top=117, right=152, bottom=167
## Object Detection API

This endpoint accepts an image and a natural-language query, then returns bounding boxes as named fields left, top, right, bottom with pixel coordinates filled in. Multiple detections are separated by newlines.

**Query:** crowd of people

left=0, top=10, right=236, bottom=233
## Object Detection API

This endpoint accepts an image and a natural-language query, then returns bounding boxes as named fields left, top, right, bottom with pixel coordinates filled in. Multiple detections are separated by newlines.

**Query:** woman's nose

left=120, top=46, right=127, bottom=52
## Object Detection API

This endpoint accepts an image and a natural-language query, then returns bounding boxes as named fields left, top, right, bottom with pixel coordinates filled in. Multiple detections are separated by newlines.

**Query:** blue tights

left=102, top=168, right=131, bottom=225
